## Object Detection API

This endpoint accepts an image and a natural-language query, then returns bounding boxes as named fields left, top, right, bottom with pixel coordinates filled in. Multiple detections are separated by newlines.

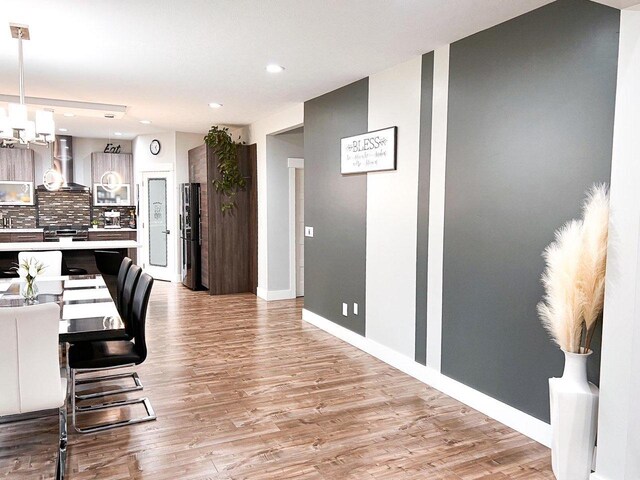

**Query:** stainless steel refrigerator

left=180, top=183, right=201, bottom=290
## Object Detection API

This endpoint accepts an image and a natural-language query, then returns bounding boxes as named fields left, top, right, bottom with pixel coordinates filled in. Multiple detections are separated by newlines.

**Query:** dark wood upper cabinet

left=0, top=148, right=35, bottom=182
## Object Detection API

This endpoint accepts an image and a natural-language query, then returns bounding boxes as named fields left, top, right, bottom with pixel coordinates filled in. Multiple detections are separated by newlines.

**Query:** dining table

left=0, top=274, right=125, bottom=343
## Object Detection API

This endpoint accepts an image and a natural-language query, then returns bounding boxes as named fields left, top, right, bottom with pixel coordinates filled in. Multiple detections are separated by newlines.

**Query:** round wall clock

left=150, top=139, right=161, bottom=155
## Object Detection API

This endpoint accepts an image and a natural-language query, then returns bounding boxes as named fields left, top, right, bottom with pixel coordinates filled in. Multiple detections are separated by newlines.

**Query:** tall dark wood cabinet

left=188, top=143, right=257, bottom=295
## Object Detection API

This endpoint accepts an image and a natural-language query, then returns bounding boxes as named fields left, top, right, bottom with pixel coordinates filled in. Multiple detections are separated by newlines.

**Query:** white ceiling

left=3, top=0, right=623, bottom=140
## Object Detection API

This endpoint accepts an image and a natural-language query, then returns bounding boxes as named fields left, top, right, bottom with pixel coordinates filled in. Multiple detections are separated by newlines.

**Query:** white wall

left=592, top=6, right=640, bottom=480
left=133, top=132, right=182, bottom=282
left=176, top=132, right=204, bottom=187
left=426, top=46, right=450, bottom=371
left=266, top=128, right=304, bottom=294
left=247, top=104, right=304, bottom=299
left=31, top=137, right=132, bottom=187
left=366, top=57, right=422, bottom=358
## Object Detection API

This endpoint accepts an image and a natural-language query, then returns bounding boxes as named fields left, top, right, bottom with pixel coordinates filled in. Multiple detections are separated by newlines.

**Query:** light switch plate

left=342, top=303, right=348, bottom=316
left=305, top=226, right=314, bottom=237
left=353, top=303, right=358, bottom=315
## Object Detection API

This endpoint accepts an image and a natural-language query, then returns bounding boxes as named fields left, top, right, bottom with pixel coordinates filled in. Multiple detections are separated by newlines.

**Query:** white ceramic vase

left=549, top=350, right=599, bottom=480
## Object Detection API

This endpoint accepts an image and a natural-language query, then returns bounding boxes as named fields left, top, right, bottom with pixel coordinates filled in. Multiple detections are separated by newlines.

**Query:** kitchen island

left=0, top=240, right=141, bottom=252
left=0, top=239, right=142, bottom=279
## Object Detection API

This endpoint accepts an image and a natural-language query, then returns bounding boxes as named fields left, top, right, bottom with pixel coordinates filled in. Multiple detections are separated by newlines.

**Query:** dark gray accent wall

left=441, top=0, right=618, bottom=422
left=415, top=52, right=434, bottom=365
left=304, top=79, right=368, bottom=335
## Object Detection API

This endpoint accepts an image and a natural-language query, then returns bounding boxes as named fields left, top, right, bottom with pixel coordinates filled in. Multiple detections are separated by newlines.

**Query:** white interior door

left=141, top=171, right=174, bottom=281
left=295, top=168, right=304, bottom=297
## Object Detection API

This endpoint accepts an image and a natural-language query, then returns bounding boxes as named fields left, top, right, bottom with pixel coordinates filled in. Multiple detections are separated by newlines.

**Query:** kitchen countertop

left=0, top=240, right=141, bottom=252
left=91, top=227, right=138, bottom=232
left=0, top=227, right=138, bottom=233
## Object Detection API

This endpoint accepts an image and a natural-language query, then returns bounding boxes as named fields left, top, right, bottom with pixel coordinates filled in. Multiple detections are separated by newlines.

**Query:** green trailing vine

left=204, top=126, right=246, bottom=214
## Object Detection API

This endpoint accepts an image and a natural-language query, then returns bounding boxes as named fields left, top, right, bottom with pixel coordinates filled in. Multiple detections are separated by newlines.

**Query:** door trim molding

left=288, top=157, right=304, bottom=300
left=140, top=170, right=176, bottom=282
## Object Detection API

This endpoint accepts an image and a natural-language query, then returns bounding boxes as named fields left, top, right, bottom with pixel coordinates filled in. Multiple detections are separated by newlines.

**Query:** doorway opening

left=288, top=157, right=304, bottom=297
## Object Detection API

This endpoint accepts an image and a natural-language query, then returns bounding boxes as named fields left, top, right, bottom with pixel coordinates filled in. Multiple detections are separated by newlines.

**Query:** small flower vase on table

left=14, top=257, right=46, bottom=305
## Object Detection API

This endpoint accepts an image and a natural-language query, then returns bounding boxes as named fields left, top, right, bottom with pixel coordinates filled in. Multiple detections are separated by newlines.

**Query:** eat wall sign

left=340, top=126, right=397, bottom=174
left=104, top=143, right=121, bottom=153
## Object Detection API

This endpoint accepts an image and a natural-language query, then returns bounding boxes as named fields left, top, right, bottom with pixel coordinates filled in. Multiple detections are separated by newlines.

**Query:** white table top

left=0, top=240, right=141, bottom=251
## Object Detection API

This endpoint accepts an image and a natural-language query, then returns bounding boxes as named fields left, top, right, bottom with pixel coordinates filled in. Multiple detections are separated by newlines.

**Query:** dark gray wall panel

left=304, top=79, right=368, bottom=334
left=415, top=51, right=434, bottom=365
left=442, top=0, right=618, bottom=422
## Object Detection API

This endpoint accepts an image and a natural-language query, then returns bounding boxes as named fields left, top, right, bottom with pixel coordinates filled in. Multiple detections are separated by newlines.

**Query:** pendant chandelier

left=0, top=24, right=55, bottom=146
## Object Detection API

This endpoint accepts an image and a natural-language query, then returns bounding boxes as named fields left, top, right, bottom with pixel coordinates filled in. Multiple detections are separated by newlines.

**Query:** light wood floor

left=0, top=282, right=553, bottom=479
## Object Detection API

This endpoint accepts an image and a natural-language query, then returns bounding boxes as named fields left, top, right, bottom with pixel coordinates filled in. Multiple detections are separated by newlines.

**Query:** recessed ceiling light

left=208, top=102, right=223, bottom=109
left=59, top=128, right=68, bottom=132
left=114, top=132, right=123, bottom=136
left=63, top=113, right=75, bottom=117
left=266, top=64, right=285, bottom=73
left=140, top=120, right=152, bottom=124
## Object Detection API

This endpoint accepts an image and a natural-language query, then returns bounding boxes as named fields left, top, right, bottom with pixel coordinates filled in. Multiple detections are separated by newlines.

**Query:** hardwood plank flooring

left=0, top=282, right=553, bottom=479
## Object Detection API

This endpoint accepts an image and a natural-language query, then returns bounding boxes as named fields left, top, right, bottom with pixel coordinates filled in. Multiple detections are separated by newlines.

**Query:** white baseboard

left=302, top=308, right=552, bottom=448
left=256, top=287, right=296, bottom=301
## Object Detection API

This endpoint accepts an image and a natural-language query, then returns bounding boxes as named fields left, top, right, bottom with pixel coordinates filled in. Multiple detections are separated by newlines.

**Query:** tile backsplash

left=0, top=206, right=38, bottom=228
left=37, top=190, right=91, bottom=227
left=92, top=206, right=137, bottom=229
left=0, top=191, right=138, bottom=229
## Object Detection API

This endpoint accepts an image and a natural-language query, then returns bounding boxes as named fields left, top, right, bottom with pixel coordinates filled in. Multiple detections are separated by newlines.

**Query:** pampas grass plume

left=538, top=220, right=585, bottom=352
left=537, top=184, right=610, bottom=353
left=578, top=184, right=609, bottom=350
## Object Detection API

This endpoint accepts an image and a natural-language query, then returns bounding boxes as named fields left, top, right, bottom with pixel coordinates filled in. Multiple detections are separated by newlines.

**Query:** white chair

left=0, top=303, right=67, bottom=479
left=18, top=251, right=63, bottom=277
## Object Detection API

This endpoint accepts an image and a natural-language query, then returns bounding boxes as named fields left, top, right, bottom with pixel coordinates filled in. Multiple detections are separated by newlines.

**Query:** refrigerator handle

left=179, top=213, right=183, bottom=232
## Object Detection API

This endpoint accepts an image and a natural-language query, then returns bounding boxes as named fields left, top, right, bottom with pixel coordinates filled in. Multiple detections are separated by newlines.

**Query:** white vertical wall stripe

left=365, top=57, right=422, bottom=358
left=426, top=45, right=450, bottom=371
left=592, top=6, right=640, bottom=480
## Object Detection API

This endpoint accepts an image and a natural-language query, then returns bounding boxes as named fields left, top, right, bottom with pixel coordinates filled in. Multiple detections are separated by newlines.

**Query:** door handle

left=161, top=230, right=171, bottom=234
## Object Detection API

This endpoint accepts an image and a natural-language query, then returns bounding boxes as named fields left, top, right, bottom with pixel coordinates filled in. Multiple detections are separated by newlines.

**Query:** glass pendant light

left=42, top=145, right=63, bottom=191
left=100, top=128, right=122, bottom=192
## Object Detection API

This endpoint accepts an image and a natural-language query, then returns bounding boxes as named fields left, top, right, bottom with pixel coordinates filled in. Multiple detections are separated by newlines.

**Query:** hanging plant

left=204, top=125, right=246, bottom=214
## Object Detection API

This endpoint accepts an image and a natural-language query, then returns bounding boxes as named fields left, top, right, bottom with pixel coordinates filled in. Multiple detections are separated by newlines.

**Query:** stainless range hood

left=37, top=134, right=90, bottom=192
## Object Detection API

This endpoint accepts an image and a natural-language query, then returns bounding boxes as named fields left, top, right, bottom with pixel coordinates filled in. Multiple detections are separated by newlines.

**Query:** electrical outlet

left=342, top=303, right=348, bottom=316
left=305, top=226, right=314, bottom=237
left=353, top=303, right=358, bottom=315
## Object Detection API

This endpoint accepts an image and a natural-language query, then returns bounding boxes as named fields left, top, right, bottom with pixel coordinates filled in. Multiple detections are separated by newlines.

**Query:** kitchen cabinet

left=0, top=232, right=11, bottom=243
left=91, top=153, right=134, bottom=205
left=0, top=148, right=35, bottom=182
left=187, top=143, right=257, bottom=295
left=88, top=230, right=137, bottom=241
left=10, top=232, right=44, bottom=242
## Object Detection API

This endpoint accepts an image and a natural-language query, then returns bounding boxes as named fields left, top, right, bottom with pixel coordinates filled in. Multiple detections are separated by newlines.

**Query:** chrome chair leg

left=71, top=368, right=156, bottom=434
left=56, top=405, right=67, bottom=480
left=75, top=370, right=143, bottom=400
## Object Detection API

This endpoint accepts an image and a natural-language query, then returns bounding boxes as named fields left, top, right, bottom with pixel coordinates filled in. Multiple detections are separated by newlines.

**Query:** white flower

left=18, top=267, right=27, bottom=278
left=28, top=265, right=38, bottom=277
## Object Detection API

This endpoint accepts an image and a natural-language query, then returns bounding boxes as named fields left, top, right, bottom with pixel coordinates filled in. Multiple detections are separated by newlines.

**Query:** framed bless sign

left=340, top=126, right=397, bottom=174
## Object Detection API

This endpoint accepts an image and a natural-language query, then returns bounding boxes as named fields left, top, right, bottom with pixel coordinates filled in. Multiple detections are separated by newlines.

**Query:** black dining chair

left=69, top=272, right=156, bottom=433
left=94, top=250, right=124, bottom=299
left=72, top=262, right=143, bottom=403
left=116, top=257, right=133, bottom=314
